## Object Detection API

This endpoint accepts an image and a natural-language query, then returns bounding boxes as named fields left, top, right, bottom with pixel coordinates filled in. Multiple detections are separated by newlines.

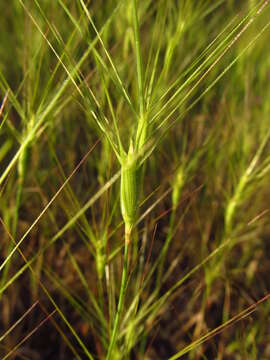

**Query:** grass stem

left=106, top=225, right=131, bottom=359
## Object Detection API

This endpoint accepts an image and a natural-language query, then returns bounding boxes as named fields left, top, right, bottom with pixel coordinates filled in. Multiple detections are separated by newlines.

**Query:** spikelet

left=120, top=141, right=139, bottom=235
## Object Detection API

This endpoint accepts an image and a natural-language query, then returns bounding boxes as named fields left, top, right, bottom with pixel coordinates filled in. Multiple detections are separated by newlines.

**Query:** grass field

left=1, top=1, right=270, bottom=359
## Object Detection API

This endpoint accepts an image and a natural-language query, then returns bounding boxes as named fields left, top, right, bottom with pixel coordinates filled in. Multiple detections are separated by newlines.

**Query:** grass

left=1, top=0, right=270, bottom=359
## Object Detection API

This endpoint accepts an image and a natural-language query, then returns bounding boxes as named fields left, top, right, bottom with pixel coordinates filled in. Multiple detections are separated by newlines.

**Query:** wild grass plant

left=1, top=0, right=270, bottom=359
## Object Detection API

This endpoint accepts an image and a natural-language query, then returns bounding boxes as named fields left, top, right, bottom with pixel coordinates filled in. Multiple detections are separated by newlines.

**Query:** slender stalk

left=106, top=1, right=145, bottom=357
left=132, top=0, right=144, bottom=118
left=106, top=227, right=131, bottom=359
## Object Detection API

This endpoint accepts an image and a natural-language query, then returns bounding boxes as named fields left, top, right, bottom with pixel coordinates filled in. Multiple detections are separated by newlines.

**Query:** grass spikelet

left=120, top=142, right=140, bottom=238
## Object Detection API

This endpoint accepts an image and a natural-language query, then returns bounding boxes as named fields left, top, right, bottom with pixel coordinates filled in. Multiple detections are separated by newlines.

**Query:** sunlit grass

left=1, top=1, right=270, bottom=359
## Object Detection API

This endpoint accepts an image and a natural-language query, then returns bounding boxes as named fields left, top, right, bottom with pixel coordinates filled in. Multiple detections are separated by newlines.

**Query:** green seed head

left=172, top=166, right=184, bottom=208
left=18, top=145, right=31, bottom=182
left=96, top=232, right=107, bottom=280
left=96, top=249, right=106, bottom=280
left=120, top=143, right=140, bottom=231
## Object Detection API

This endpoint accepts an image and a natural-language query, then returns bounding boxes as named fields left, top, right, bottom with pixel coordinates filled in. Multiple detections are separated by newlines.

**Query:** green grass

left=1, top=0, right=270, bottom=359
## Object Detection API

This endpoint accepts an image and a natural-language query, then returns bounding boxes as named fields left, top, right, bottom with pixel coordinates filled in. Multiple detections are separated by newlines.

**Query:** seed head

left=120, top=142, right=140, bottom=231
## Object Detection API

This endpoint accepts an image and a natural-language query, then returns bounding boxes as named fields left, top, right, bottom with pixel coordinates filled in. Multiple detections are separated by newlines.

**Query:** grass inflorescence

left=1, top=0, right=270, bottom=359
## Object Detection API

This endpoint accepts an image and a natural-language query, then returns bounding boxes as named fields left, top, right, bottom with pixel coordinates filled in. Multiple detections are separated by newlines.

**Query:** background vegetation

left=1, top=0, right=270, bottom=359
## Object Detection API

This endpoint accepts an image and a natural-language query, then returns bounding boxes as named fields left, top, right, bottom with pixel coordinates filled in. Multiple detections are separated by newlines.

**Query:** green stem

left=132, top=0, right=144, bottom=117
left=106, top=226, right=131, bottom=359
left=106, top=2, right=144, bottom=357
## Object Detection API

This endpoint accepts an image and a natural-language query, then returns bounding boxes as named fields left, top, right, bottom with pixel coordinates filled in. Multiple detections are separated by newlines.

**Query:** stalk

left=106, top=144, right=139, bottom=359
left=132, top=0, right=144, bottom=118
left=106, top=228, right=130, bottom=359
left=106, top=1, right=145, bottom=357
